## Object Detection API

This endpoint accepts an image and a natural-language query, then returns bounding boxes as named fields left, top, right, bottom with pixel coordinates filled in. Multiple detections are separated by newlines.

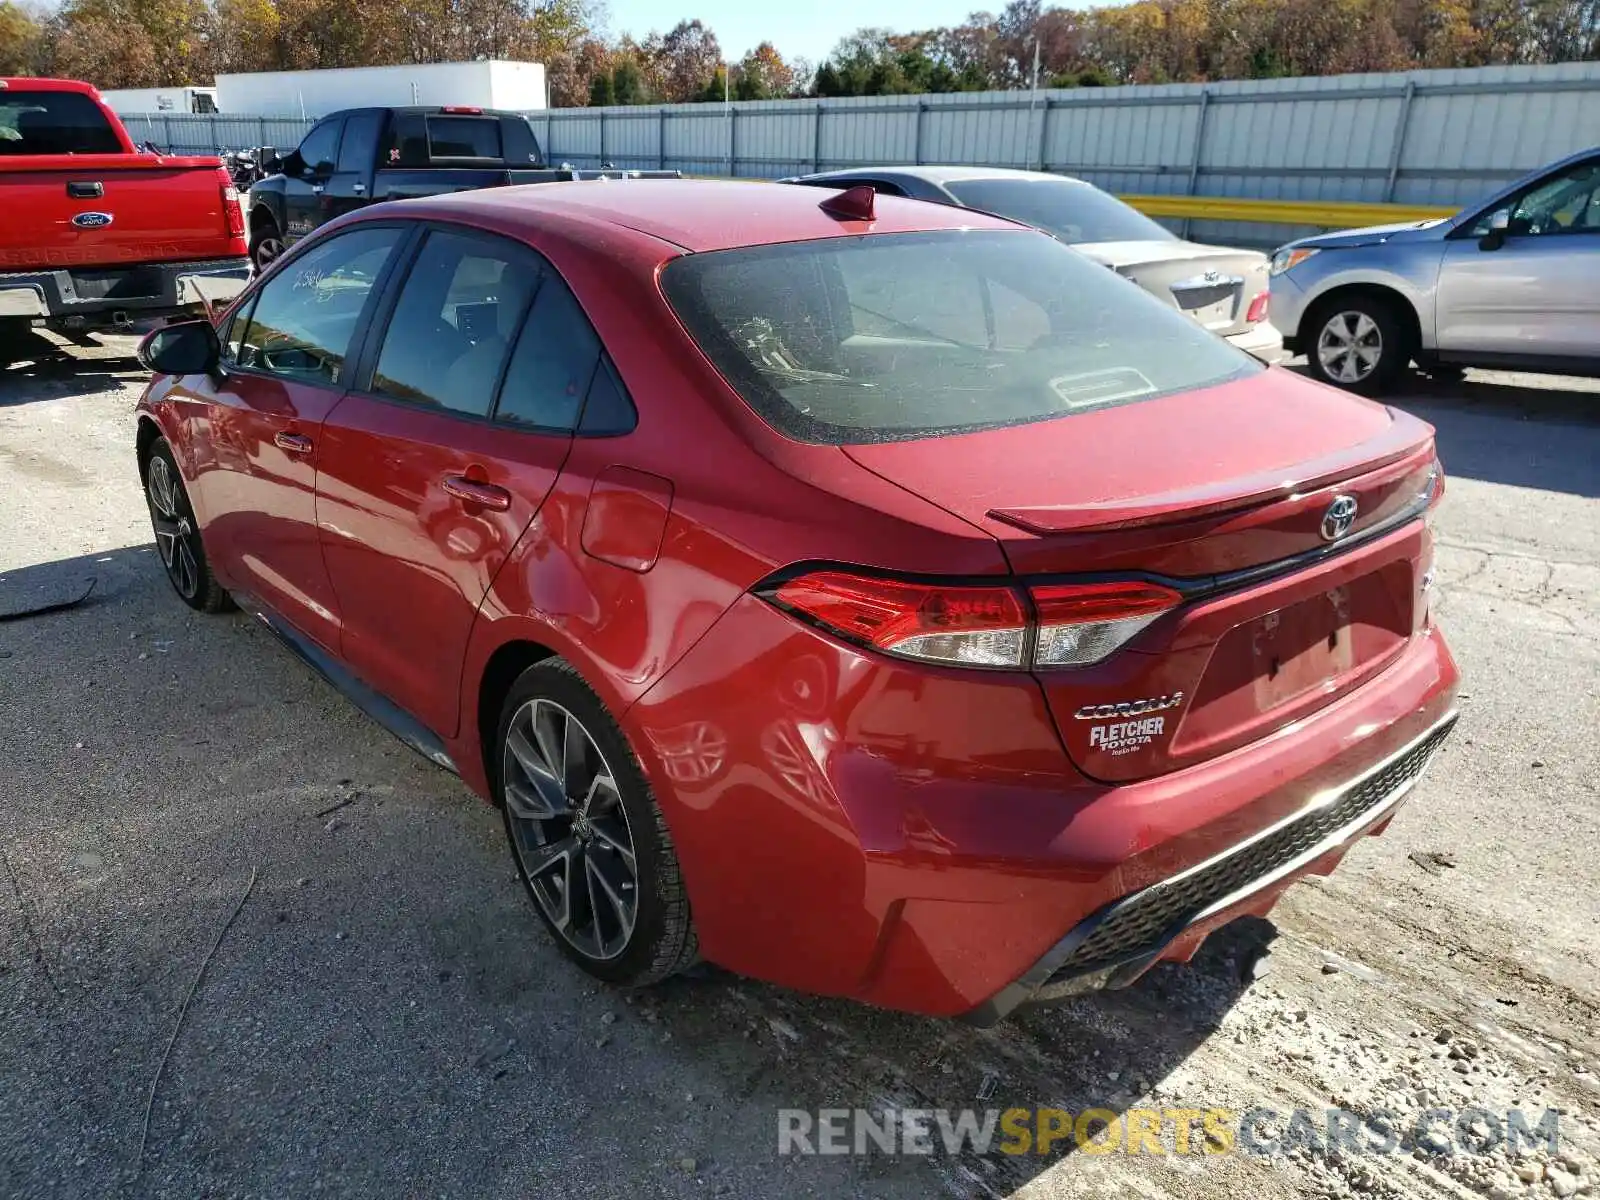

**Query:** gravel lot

left=1, top=335, right=1597, bottom=1200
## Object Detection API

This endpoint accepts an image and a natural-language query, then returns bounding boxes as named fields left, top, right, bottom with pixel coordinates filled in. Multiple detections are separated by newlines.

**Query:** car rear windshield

left=0, top=91, right=122, bottom=156
left=660, top=229, right=1257, bottom=445
left=944, top=177, right=1177, bottom=245
left=426, top=116, right=501, bottom=159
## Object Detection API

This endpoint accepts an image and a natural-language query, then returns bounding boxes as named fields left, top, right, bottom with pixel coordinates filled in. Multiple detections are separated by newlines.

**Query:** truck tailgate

left=0, top=156, right=242, bottom=271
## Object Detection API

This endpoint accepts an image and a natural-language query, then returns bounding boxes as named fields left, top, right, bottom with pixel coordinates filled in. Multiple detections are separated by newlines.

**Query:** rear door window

left=660, top=229, right=1257, bottom=444
left=0, top=91, right=122, bottom=155
left=370, top=230, right=537, bottom=416
left=337, top=112, right=384, bottom=173
left=493, top=273, right=601, bottom=431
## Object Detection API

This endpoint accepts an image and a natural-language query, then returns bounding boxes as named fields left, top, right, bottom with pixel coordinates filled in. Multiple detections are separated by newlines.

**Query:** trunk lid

left=1075, top=240, right=1271, bottom=338
left=0, top=156, right=243, bottom=271
left=843, top=369, right=1438, bottom=781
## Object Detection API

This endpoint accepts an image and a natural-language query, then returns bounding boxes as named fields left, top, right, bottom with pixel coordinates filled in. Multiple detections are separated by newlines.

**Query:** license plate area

left=1179, top=291, right=1239, bottom=329
left=1250, top=587, right=1356, bottom=712
left=1170, top=562, right=1414, bottom=760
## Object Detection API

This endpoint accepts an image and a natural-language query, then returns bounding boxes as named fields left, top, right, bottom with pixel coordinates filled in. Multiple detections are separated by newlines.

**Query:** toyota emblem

left=1320, top=495, right=1359, bottom=542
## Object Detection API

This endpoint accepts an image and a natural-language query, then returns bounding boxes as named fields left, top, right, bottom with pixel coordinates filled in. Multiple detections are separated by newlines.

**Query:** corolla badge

left=71, top=211, right=115, bottom=229
left=1320, top=494, right=1359, bottom=542
left=1073, top=693, right=1184, bottom=720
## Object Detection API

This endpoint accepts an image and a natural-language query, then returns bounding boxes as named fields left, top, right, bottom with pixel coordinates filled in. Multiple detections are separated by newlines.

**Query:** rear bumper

left=1268, top=271, right=1311, bottom=353
left=964, top=706, right=1457, bottom=1024
left=629, top=586, right=1459, bottom=1020
left=1224, top=320, right=1285, bottom=363
left=0, top=257, right=249, bottom=329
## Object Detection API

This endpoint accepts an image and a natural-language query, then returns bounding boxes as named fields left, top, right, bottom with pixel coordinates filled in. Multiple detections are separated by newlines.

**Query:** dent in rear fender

left=626, top=592, right=1088, bottom=1000
left=455, top=461, right=772, bottom=776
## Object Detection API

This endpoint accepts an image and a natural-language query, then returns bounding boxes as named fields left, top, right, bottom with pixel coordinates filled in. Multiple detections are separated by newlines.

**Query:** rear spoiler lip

left=987, top=410, right=1435, bottom=536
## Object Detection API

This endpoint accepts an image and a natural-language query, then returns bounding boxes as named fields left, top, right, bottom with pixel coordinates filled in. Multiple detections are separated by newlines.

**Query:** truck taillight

left=216, top=168, right=245, bottom=237
left=761, top=571, right=1181, bottom=670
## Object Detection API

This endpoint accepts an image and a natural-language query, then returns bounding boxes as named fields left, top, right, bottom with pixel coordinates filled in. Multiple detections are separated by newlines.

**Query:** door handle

left=442, top=475, right=512, bottom=511
left=274, top=431, right=313, bottom=454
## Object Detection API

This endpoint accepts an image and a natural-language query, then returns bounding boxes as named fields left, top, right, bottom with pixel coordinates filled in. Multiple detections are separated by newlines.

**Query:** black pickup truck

left=245, top=105, right=676, bottom=270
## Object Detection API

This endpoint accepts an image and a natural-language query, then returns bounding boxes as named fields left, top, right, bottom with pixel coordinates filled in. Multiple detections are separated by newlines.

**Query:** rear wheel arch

left=476, top=638, right=560, bottom=801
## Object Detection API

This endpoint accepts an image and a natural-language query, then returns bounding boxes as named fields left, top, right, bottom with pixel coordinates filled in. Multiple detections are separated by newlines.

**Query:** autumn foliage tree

left=0, top=0, right=1592, bottom=102
left=813, top=0, right=1597, bottom=94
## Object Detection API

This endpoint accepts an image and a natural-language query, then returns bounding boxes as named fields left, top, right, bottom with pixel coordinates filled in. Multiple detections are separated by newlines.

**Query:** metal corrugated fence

left=133, top=61, right=1600, bottom=244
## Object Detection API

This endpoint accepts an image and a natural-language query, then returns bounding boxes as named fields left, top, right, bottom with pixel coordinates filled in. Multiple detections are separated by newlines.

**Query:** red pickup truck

left=1, top=77, right=250, bottom=362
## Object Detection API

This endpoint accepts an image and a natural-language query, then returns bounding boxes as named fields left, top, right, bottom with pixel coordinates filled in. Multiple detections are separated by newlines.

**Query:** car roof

left=0, top=78, right=101, bottom=94
left=792, top=165, right=1091, bottom=187
left=320, top=105, right=525, bottom=119
left=392, top=177, right=1028, bottom=253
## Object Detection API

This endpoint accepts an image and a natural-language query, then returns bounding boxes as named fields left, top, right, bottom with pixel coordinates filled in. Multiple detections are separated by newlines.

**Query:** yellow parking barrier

left=702, top=175, right=1458, bottom=230
left=1118, top=194, right=1457, bottom=227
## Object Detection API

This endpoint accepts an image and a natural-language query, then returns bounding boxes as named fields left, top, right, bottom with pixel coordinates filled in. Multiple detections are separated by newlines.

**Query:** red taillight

left=1422, top=459, right=1444, bottom=511
left=771, top=572, right=1028, bottom=668
left=1246, top=291, right=1270, bottom=323
left=442, top=105, right=484, bottom=114
left=765, top=571, right=1180, bottom=670
left=1030, top=581, right=1183, bottom=667
left=216, top=167, right=245, bottom=237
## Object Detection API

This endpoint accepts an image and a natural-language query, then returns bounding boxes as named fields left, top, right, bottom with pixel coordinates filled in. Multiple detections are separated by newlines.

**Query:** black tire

left=494, top=659, right=697, bottom=987
left=142, top=438, right=234, bottom=613
left=0, top=317, right=31, bottom=369
left=1303, top=294, right=1414, bottom=395
left=248, top=216, right=286, bottom=274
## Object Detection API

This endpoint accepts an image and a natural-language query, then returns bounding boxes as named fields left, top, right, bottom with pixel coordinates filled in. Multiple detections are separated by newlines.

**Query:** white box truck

left=214, top=62, right=548, bottom=118
left=98, top=86, right=219, bottom=114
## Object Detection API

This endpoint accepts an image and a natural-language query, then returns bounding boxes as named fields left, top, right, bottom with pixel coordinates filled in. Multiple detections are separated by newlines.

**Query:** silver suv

left=1269, top=148, right=1600, bottom=393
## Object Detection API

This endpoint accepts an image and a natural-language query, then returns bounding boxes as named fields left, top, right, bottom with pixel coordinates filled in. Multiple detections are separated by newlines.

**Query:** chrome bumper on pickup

left=0, top=258, right=249, bottom=328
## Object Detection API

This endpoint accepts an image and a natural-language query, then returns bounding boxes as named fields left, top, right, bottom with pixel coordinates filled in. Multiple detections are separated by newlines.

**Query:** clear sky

left=603, top=0, right=992, bottom=65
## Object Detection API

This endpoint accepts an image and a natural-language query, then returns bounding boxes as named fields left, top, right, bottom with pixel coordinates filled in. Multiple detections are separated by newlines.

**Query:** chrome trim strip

left=0, top=286, right=47, bottom=317
left=1157, top=709, right=1455, bottom=928
left=1171, top=271, right=1244, bottom=293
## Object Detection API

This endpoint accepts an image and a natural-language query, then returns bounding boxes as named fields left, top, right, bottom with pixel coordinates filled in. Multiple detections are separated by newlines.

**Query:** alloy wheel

left=1316, top=311, right=1384, bottom=384
left=503, top=698, right=639, bottom=961
left=147, top=456, right=201, bottom=600
left=254, top=235, right=284, bottom=270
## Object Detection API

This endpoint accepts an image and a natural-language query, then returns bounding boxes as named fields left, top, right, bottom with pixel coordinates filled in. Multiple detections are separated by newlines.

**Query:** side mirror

left=138, top=320, right=220, bottom=376
left=1479, top=209, right=1510, bottom=251
left=264, top=153, right=284, bottom=175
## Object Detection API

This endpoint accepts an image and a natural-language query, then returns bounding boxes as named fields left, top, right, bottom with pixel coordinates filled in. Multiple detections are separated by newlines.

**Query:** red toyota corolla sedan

left=133, top=179, right=1457, bottom=1023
